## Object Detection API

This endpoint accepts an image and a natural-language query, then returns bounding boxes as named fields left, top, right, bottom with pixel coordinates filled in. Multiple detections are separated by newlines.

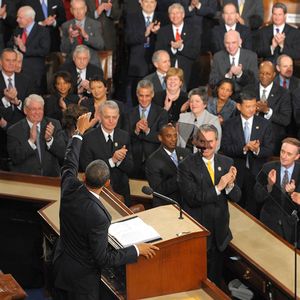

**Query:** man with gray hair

left=178, top=124, right=241, bottom=286
left=125, top=79, right=168, bottom=178
left=8, top=5, right=50, bottom=94
left=7, top=94, right=66, bottom=176
left=144, top=50, right=171, bottom=94
left=60, top=45, right=104, bottom=96
left=80, top=100, right=134, bottom=206
left=60, top=0, right=104, bottom=68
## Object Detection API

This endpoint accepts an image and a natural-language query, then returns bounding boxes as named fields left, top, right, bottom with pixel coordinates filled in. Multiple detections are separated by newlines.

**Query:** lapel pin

left=256, top=126, right=259, bottom=129
left=183, top=32, right=186, bottom=36
left=114, top=142, right=118, bottom=147
left=179, top=156, right=183, bottom=160
left=218, top=166, right=222, bottom=171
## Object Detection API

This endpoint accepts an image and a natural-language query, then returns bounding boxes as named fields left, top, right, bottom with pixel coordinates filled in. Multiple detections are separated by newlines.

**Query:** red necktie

left=175, top=28, right=181, bottom=41
left=95, top=0, right=99, bottom=8
left=77, top=35, right=83, bottom=45
left=21, top=30, right=27, bottom=44
left=283, top=79, right=287, bottom=89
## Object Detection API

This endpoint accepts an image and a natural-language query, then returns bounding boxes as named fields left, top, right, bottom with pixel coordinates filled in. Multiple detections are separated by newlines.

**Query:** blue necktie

left=41, top=0, right=48, bottom=19
left=244, top=121, right=250, bottom=168
left=170, top=151, right=178, bottom=167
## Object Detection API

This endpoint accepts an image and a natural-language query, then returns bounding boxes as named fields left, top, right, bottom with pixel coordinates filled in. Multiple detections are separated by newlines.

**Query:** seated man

left=59, top=45, right=104, bottom=97
left=7, top=94, right=66, bottom=176
left=145, top=123, right=190, bottom=207
left=80, top=101, right=133, bottom=206
left=124, top=79, right=168, bottom=179
left=209, top=30, right=258, bottom=100
left=144, top=50, right=171, bottom=94
left=178, top=124, right=241, bottom=286
left=211, top=2, right=252, bottom=54
left=255, top=2, right=300, bottom=62
left=255, top=137, right=300, bottom=246
left=221, top=90, right=274, bottom=217
left=60, top=0, right=104, bottom=68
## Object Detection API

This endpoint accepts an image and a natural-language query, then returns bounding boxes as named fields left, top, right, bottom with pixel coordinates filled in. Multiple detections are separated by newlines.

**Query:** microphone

left=142, top=186, right=183, bottom=219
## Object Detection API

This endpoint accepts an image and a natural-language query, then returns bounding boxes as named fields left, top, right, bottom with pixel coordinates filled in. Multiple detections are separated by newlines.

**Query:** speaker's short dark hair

left=85, top=159, right=110, bottom=189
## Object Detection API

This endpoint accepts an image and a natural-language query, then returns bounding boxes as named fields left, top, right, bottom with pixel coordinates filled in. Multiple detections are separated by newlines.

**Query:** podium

left=112, top=205, right=209, bottom=299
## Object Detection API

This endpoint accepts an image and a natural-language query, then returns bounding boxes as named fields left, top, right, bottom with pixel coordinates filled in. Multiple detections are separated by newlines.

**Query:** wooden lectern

left=112, top=206, right=209, bottom=299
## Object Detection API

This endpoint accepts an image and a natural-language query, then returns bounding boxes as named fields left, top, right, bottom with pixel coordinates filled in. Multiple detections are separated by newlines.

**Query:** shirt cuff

left=215, top=186, right=221, bottom=195
left=178, top=44, right=184, bottom=51
left=28, top=139, right=37, bottom=149
left=2, top=97, right=11, bottom=108
left=16, top=100, right=22, bottom=110
left=133, top=244, right=139, bottom=256
left=225, top=184, right=234, bottom=194
left=236, top=71, right=243, bottom=78
left=270, top=46, right=275, bottom=55
left=109, top=158, right=115, bottom=168
left=73, top=134, right=83, bottom=140
left=264, top=108, right=273, bottom=120
left=46, top=137, right=54, bottom=148
left=171, top=47, right=177, bottom=54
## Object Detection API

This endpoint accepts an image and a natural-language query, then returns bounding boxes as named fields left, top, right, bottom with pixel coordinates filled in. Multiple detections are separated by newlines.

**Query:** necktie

left=282, top=79, right=287, bottom=89
left=261, top=89, right=267, bottom=102
left=77, top=71, right=82, bottom=93
left=36, top=126, right=42, bottom=162
left=76, top=22, right=83, bottom=44
left=144, top=17, right=151, bottom=48
left=231, top=56, right=235, bottom=66
left=170, top=151, right=178, bottom=167
left=95, top=0, right=99, bottom=9
left=141, top=108, right=146, bottom=119
left=145, top=16, right=151, bottom=27
left=161, top=75, right=166, bottom=90
left=21, top=30, right=27, bottom=44
left=244, top=120, right=250, bottom=144
left=41, top=0, right=48, bottom=19
left=175, top=28, right=181, bottom=42
left=239, top=0, right=244, bottom=15
left=281, top=169, right=289, bottom=191
left=276, top=27, right=280, bottom=34
left=7, top=78, right=13, bottom=89
left=107, top=134, right=113, bottom=155
left=206, top=161, right=215, bottom=184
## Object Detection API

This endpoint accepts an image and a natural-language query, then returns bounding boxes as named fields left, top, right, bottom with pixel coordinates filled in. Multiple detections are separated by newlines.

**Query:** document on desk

left=108, top=216, right=161, bottom=248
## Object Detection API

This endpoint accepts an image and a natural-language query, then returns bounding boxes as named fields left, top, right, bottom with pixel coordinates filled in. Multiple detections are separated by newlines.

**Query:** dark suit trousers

left=54, top=287, right=99, bottom=300
left=207, top=243, right=224, bottom=288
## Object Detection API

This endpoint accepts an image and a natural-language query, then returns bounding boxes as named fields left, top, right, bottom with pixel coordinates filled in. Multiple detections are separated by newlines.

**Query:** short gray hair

left=152, top=50, right=169, bottom=64
left=18, top=6, right=36, bottom=19
left=276, top=54, right=292, bottom=66
left=98, top=100, right=119, bottom=115
left=73, top=45, right=90, bottom=59
left=188, top=87, right=209, bottom=105
left=196, top=124, right=219, bottom=140
left=24, top=94, right=45, bottom=108
left=136, top=79, right=154, bottom=94
left=168, top=3, right=185, bottom=14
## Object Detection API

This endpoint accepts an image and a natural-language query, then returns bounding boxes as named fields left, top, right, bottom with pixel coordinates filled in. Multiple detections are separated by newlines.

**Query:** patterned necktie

left=77, top=71, right=82, bottom=93
left=175, top=28, right=181, bottom=41
left=107, top=134, right=113, bottom=155
left=161, top=75, right=166, bottom=90
left=41, top=0, right=48, bottom=19
left=145, top=16, right=151, bottom=27
left=170, top=151, right=178, bottom=167
left=261, top=89, right=267, bottom=102
left=206, top=161, right=215, bottom=184
left=141, top=108, right=146, bottom=119
left=36, top=126, right=42, bottom=162
left=282, top=79, right=287, bottom=89
left=7, top=78, right=13, bottom=89
left=281, top=169, right=289, bottom=191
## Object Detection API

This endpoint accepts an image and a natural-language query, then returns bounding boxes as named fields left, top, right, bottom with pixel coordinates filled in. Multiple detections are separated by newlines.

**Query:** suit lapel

left=251, top=116, right=261, bottom=140
left=147, top=104, right=157, bottom=127
left=26, top=23, right=38, bottom=44
left=159, top=147, right=177, bottom=170
left=98, top=128, right=112, bottom=157
left=267, top=84, right=278, bottom=107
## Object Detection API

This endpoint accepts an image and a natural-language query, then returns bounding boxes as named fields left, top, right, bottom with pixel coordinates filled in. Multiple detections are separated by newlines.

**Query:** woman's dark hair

left=51, top=71, right=74, bottom=94
left=216, top=78, right=235, bottom=96
left=89, top=76, right=107, bottom=88
left=61, top=104, right=88, bottom=132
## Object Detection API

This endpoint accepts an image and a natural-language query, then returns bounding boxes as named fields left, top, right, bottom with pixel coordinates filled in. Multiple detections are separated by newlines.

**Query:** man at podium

left=178, top=124, right=241, bottom=286
left=52, top=113, right=158, bottom=300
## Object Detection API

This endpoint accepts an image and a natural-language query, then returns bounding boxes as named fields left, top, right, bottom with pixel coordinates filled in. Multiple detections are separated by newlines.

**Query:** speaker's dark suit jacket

left=221, top=115, right=274, bottom=188
left=255, top=161, right=300, bottom=245
left=7, top=117, right=66, bottom=176
left=223, top=0, right=263, bottom=30
left=292, top=87, right=300, bottom=139
left=79, top=127, right=133, bottom=203
left=255, top=83, right=292, bottom=154
left=255, top=24, right=300, bottom=61
left=145, top=145, right=190, bottom=207
left=209, top=48, right=258, bottom=99
left=143, top=72, right=164, bottom=94
left=274, top=75, right=300, bottom=93
left=126, top=11, right=160, bottom=77
left=155, top=22, right=201, bottom=87
left=211, top=23, right=252, bottom=54
left=21, top=0, right=66, bottom=51
left=124, top=103, right=168, bottom=178
left=178, top=152, right=241, bottom=251
left=8, top=23, right=50, bottom=92
left=53, top=137, right=137, bottom=296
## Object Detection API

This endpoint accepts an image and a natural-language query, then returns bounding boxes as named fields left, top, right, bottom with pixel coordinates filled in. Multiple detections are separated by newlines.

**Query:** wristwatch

left=73, top=129, right=83, bottom=137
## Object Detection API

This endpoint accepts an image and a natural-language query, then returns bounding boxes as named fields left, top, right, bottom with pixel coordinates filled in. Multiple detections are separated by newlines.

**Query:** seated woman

left=177, top=88, right=222, bottom=152
left=153, top=67, right=189, bottom=123
left=80, top=76, right=126, bottom=128
left=44, top=71, right=80, bottom=122
left=207, top=79, right=236, bottom=125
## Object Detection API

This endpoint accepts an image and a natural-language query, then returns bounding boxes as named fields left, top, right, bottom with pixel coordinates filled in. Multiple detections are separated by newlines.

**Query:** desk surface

left=229, top=202, right=300, bottom=296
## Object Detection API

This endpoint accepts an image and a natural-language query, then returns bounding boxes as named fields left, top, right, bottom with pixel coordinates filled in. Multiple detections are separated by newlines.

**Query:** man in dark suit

left=144, top=50, right=171, bottom=94
left=254, top=137, right=300, bottom=246
left=178, top=124, right=241, bottom=286
left=60, top=0, right=104, bottom=68
left=221, top=91, right=274, bottom=217
left=255, top=2, right=300, bottom=62
left=275, top=54, right=300, bottom=92
left=21, top=0, right=66, bottom=51
left=222, top=0, right=264, bottom=31
left=126, top=0, right=160, bottom=105
left=292, top=87, right=300, bottom=140
left=256, top=61, right=292, bottom=155
left=145, top=123, right=190, bottom=207
left=59, top=45, right=104, bottom=96
left=155, top=3, right=201, bottom=89
left=211, top=2, right=252, bottom=54
left=8, top=5, right=50, bottom=94
left=86, top=0, right=122, bottom=51
left=0, top=1, right=16, bottom=51
left=80, top=101, right=133, bottom=206
left=125, top=79, right=168, bottom=179
left=209, top=30, right=258, bottom=100
left=53, top=113, right=158, bottom=300
left=7, top=94, right=66, bottom=176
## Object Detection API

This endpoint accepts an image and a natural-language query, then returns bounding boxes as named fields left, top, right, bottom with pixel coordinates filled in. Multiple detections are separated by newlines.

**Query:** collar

left=273, top=23, right=285, bottom=34
left=259, top=82, right=273, bottom=94
left=27, top=119, right=41, bottom=129
left=156, top=70, right=166, bottom=78
left=89, top=190, right=100, bottom=199
left=241, top=115, right=254, bottom=127
left=172, top=23, right=184, bottom=33
left=2, top=71, right=15, bottom=82
left=225, top=23, right=237, bottom=31
left=230, top=48, right=241, bottom=63
left=142, top=11, right=154, bottom=20
left=101, top=124, right=114, bottom=141
left=163, top=147, right=176, bottom=156
left=25, top=21, right=35, bottom=34
left=202, top=156, right=215, bottom=164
